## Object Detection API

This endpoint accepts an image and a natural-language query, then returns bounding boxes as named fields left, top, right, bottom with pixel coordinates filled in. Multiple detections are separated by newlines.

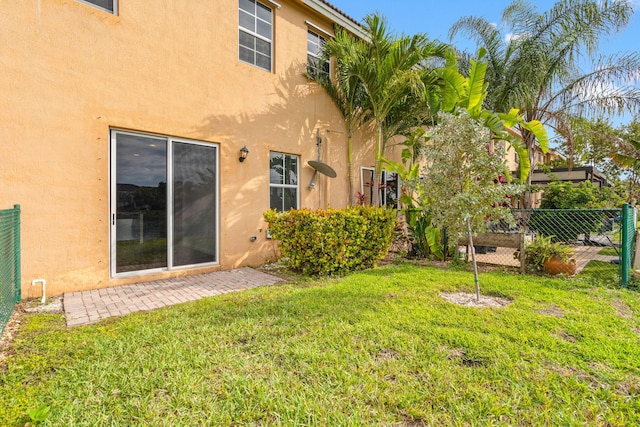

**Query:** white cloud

left=505, top=33, right=523, bottom=43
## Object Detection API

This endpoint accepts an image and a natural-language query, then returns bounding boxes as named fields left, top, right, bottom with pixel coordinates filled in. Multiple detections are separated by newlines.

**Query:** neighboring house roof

left=531, top=166, right=611, bottom=188
left=301, top=0, right=366, bottom=39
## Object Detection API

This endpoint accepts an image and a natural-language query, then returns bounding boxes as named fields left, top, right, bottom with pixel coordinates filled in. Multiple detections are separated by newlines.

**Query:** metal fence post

left=13, top=204, right=20, bottom=303
left=620, top=203, right=636, bottom=288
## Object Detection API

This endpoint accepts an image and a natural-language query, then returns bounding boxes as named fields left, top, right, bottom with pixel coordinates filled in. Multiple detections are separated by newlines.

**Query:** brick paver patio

left=63, top=268, right=284, bottom=327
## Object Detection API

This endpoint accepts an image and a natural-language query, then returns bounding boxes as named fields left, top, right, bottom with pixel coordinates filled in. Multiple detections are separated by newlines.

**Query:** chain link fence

left=0, top=205, right=21, bottom=334
left=400, top=205, right=636, bottom=286
left=454, top=206, right=636, bottom=287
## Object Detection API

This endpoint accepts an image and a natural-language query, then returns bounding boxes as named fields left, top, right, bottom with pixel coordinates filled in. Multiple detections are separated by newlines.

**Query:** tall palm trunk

left=372, top=125, right=384, bottom=206
left=347, top=132, right=354, bottom=206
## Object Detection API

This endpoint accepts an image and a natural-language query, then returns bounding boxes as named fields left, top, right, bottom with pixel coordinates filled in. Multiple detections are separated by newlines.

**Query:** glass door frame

left=109, top=129, right=220, bottom=278
left=360, top=166, right=400, bottom=208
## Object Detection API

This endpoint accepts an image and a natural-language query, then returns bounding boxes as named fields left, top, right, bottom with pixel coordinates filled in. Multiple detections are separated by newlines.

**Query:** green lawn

left=597, top=247, right=619, bottom=257
left=2, top=265, right=639, bottom=426
left=577, top=260, right=620, bottom=286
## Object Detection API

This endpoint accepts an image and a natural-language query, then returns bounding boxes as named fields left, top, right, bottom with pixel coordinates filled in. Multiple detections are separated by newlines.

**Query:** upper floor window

left=77, top=0, right=116, bottom=14
left=307, top=29, right=329, bottom=80
left=239, top=0, right=273, bottom=72
left=270, top=152, right=298, bottom=211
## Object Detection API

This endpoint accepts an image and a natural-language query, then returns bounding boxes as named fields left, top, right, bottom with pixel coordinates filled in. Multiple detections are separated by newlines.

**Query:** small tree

left=419, top=111, right=524, bottom=300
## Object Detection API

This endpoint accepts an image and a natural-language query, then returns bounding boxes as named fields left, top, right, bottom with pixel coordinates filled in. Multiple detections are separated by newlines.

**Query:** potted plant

left=523, top=235, right=576, bottom=276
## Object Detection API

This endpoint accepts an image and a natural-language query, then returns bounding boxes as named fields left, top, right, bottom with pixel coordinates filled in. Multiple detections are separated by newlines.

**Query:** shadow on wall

left=192, top=62, right=356, bottom=266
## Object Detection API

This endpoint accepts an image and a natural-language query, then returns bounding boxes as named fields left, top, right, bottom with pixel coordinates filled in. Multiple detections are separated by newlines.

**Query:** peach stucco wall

left=1, top=0, right=391, bottom=297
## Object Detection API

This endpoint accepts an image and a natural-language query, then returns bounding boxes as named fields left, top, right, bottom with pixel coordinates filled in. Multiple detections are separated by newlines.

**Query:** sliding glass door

left=172, top=142, right=217, bottom=267
left=111, top=131, right=218, bottom=276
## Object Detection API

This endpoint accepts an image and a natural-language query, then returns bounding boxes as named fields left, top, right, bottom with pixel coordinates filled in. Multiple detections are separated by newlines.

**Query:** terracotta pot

left=543, top=256, right=577, bottom=276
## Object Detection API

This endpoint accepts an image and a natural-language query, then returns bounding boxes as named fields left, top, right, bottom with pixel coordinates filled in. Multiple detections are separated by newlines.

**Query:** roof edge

left=301, top=0, right=367, bottom=39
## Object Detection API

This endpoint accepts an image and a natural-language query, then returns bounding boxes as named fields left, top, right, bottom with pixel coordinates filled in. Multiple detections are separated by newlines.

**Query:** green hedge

left=264, top=206, right=397, bottom=276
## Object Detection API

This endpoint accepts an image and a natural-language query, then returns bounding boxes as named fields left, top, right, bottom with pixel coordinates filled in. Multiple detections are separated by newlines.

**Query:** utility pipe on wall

left=31, top=279, right=46, bottom=304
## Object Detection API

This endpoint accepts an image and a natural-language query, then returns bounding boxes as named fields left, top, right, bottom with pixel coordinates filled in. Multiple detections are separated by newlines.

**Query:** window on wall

left=77, top=0, right=116, bottom=13
left=307, top=29, right=329, bottom=80
left=239, top=0, right=273, bottom=72
left=270, top=152, right=299, bottom=211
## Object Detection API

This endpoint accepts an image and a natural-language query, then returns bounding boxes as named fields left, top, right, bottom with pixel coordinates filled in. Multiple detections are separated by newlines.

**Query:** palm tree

left=450, top=0, right=640, bottom=207
left=313, top=28, right=369, bottom=206
left=434, top=48, right=548, bottom=182
left=326, top=14, right=450, bottom=206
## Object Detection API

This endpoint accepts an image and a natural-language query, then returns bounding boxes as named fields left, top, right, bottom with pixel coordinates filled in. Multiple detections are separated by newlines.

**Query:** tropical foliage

left=539, top=180, right=623, bottom=210
left=418, top=111, right=525, bottom=237
left=559, top=117, right=623, bottom=176
left=310, top=28, right=369, bottom=205
left=611, top=119, right=640, bottom=203
left=418, top=111, right=525, bottom=298
left=450, top=0, right=640, bottom=206
left=523, top=234, right=574, bottom=270
left=433, top=48, right=548, bottom=181
left=322, top=14, right=451, bottom=205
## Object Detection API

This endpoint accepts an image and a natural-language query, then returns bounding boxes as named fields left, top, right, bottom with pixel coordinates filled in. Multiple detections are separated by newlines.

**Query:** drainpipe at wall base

left=31, top=279, right=46, bottom=304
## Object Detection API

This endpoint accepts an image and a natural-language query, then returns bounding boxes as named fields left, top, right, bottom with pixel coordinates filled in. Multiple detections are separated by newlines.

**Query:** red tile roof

left=317, top=0, right=362, bottom=27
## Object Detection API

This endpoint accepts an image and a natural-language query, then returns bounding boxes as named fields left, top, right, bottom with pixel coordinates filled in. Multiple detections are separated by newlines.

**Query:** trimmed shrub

left=264, top=206, right=397, bottom=275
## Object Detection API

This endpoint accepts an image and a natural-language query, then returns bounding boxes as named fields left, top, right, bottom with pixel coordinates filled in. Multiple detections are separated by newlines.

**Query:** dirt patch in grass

left=552, top=365, right=601, bottom=388
left=446, top=347, right=487, bottom=368
left=615, top=374, right=640, bottom=396
left=537, top=305, right=565, bottom=317
left=376, top=348, right=399, bottom=361
left=611, top=299, right=634, bottom=320
left=440, top=292, right=511, bottom=308
left=556, top=330, right=577, bottom=342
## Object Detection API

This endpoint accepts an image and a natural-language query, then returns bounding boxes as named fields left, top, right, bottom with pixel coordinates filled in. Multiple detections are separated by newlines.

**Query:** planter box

left=459, top=233, right=531, bottom=273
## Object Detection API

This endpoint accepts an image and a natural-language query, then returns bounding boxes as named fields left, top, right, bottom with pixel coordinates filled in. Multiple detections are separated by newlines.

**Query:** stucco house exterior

left=2, top=0, right=404, bottom=297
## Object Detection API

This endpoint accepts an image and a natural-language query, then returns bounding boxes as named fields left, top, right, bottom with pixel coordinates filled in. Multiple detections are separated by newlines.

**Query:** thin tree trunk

left=630, top=170, right=636, bottom=204
left=523, top=130, right=537, bottom=209
left=347, top=134, right=354, bottom=206
left=467, top=219, right=480, bottom=302
left=372, top=126, right=383, bottom=206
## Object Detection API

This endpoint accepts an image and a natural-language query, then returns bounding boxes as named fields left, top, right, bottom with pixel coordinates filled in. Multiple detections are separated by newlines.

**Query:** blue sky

left=327, top=0, right=640, bottom=127
left=328, top=0, right=639, bottom=55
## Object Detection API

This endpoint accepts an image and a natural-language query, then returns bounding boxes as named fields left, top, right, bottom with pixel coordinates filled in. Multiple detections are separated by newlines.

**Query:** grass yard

left=576, top=260, right=620, bottom=286
left=1, top=264, right=639, bottom=426
left=597, top=247, right=619, bottom=257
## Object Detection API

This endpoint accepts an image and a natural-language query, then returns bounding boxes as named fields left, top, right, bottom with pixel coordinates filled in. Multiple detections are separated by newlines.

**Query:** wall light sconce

left=239, top=145, right=249, bottom=162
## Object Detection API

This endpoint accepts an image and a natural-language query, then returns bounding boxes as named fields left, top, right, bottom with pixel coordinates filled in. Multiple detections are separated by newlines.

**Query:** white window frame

left=109, top=129, right=220, bottom=278
left=238, top=0, right=273, bottom=72
left=307, top=28, right=330, bottom=79
left=269, top=152, right=300, bottom=211
left=76, top=0, right=117, bottom=14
